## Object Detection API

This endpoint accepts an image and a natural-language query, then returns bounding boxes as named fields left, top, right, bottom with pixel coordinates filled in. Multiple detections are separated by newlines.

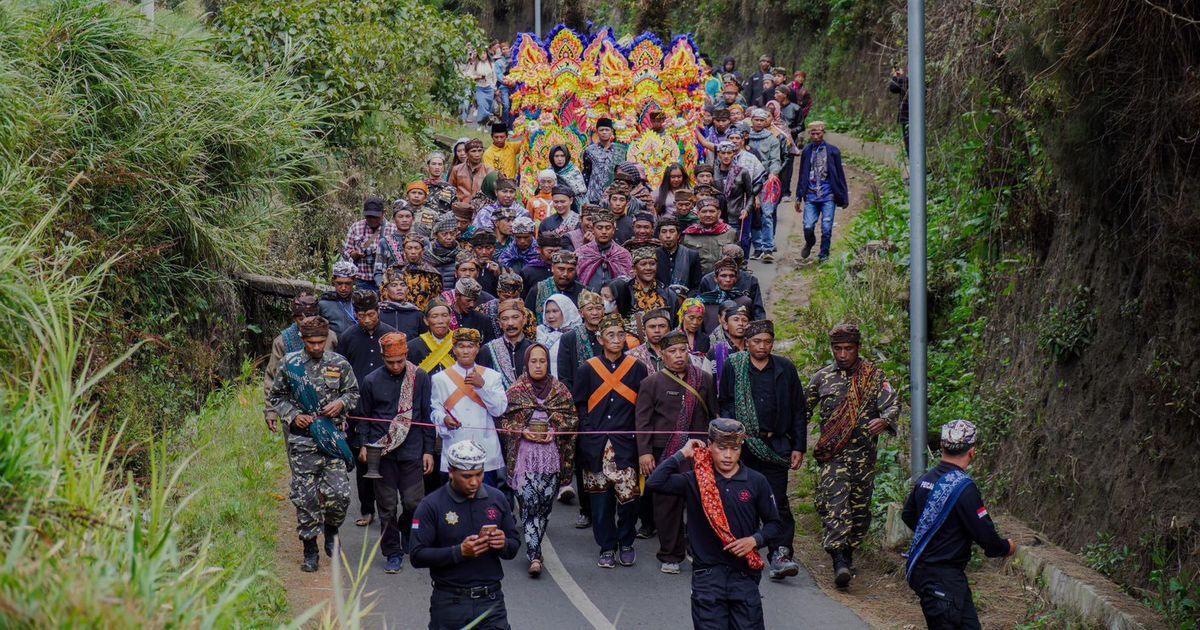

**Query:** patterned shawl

left=662, top=365, right=705, bottom=458
left=380, top=362, right=418, bottom=456
left=682, top=221, right=733, bottom=236
left=575, top=242, right=633, bottom=287
left=502, top=375, right=578, bottom=480
left=694, top=446, right=765, bottom=570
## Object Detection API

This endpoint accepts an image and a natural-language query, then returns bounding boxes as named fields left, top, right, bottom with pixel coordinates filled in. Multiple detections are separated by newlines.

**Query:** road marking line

left=540, top=535, right=617, bottom=630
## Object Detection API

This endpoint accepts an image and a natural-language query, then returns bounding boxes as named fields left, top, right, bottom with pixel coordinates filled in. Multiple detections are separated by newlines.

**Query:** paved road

left=335, top=195, right=869, bottom=629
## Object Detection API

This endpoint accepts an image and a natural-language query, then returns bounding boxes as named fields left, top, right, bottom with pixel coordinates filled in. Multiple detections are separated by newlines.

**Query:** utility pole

left=908, top=0, right=928, bottom=480
left=534, top=0, right=542, bottom=38
left=141, top=0, right=154, bottom=22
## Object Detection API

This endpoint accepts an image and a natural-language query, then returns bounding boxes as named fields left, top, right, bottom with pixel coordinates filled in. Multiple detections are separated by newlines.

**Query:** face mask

left=603, top=299, right=617, bottom=314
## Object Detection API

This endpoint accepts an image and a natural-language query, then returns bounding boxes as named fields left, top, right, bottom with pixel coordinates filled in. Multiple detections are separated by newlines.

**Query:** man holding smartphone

left=410, top=440, right=520, bottom=630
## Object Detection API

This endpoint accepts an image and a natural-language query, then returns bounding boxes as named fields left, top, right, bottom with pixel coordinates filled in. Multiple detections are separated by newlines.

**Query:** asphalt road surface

left=336, top=197, right=868, bottom=629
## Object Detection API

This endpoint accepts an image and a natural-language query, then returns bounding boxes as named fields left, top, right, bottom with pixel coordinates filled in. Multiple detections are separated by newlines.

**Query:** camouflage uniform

left=806, top=362, right=900, bottom=552
left=267, top=349, right=360, bottom=540
left=263, top=325, right=338, bottom=431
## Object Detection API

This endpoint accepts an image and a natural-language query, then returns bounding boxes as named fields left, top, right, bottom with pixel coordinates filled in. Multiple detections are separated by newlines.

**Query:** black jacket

left=797, top=142, right=850, bottom=208
left=378, top=302, right=423, bottom=340
left=902, top=462, right=1010, bottom=570
left=718, top=354, right=808, bottom=455
left=608, top=277, right=682, bottom=328
left=656, top=245, right=703, bottom=293
left=357, top=364, right=434, bottom=462
left=698, top=270, right=766, bottom=320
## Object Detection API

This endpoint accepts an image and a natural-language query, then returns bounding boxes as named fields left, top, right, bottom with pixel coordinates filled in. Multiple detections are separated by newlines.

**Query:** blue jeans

left=752, top=201, right=777, bottom=253
left=803, top=199, right=836, bottom=260
left=497, top=85, right=512, bottom=126
left=474, top=86, right=495, bottom=124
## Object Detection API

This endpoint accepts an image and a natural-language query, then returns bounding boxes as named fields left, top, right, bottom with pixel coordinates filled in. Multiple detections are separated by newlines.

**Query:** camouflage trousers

left=815, top=454, right=876, bottom=552
left=287, top=433, right=351, bottom=540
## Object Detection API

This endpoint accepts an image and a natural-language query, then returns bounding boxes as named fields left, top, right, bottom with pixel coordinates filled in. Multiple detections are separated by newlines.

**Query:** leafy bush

left=212, top=0, right=484, bottom=148
left=1036, top=285, right=1096, bottom=362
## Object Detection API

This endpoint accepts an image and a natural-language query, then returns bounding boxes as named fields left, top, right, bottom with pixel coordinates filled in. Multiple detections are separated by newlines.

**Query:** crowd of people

left=263, top=48, right=1016, bottom=630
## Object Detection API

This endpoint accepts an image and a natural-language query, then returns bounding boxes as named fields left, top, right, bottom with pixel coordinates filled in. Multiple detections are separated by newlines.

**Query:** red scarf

left=682, top=221, right=732, bottom=236
left=693, top=446, right=764, bottom=570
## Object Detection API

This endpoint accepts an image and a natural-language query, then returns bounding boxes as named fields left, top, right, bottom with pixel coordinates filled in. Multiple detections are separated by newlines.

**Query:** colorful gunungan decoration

left=505, top=26, right=704, bottom=193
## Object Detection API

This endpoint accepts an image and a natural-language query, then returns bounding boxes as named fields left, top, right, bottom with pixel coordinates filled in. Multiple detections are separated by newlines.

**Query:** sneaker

left=384, top=554, right=404, bottom=574
left=575, top=514, right=592, bottom=529
left=557, top=485, right=576, bottom=505
left=618, top=546, right=636, bottom=567
left=762, top=253, right=775, bottom=263
left=635, top=526, right=656, bottom=540
left=660, top=562, right=681, bottom=574
left=801, top=243, right=813, bottom=259
left=769, top=547, right=800, bottom=581
left=597, top=551, right=616, bottom=569
left=749, top=250, right=765, bottom=261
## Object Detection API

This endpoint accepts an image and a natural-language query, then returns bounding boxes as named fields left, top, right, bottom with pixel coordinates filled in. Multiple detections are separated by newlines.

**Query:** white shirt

left=431, top=363, right=509, bottom=472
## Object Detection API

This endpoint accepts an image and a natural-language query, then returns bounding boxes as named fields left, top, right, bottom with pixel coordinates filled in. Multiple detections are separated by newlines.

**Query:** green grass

left=173, top=375, right=292, bottom=624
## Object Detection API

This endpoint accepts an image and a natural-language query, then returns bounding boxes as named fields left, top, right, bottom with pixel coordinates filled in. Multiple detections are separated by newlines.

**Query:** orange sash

left=444, top=366, right=485, bottom=412
left=586, top=356, right=638, bottom=412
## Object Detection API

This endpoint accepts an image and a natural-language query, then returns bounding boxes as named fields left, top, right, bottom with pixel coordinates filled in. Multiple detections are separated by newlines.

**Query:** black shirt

left=409, top=483, right=521, bottom=588
left=477, top=337, right=533, bottom=383
left=749, top=357, right=777, bottom=424
left=336, top=322, right=397, bottom=421
left=648, top=452, right=781, bottom=571
left=357, top=364, right=434, bottom=461
left=519, top=263, right=552, bottom=292
left=901, top=462, right=1010, bottom=570
left=556, top=327, right=601, bottom=389
left=572, top=353, right=648, bottom=472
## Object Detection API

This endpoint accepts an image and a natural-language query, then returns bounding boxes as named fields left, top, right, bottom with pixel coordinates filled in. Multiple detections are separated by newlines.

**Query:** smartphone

left=479, top=524, right=498, bottom=538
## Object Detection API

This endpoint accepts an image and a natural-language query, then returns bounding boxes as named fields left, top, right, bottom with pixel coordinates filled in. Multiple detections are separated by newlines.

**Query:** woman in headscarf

left=549, top=145, right=587, bottom=201
left=449, top=137, right=470, bottom=171
left=502, top=343, right=578, bottom=577
left=677, top=297, right=710, bottom=355
left=536, top=293, right=582, bottom=377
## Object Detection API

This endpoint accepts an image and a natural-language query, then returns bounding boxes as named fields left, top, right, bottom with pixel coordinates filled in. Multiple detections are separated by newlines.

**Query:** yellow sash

left=418, top=333, right=455, bottom=373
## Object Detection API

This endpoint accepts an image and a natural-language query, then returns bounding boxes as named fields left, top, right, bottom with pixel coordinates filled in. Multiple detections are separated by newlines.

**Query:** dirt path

left=766, top=163, right=1053, bottom=629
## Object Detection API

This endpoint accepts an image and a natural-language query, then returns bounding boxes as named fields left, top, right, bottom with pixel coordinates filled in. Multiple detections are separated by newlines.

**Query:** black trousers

left=354, top=459, right=376, bottom=516
left=639, top=484, right=657, bottom=531
left=691, top=564, right=764, bottom=630
left=742, top=452, right=795, bottom=554
left=428, top=587, right=509, bottom=630
left=909, top=565, right=981, bottom=630
left=652, top=447, right=686, bottom=562
left=374, top=457, right=425, bottom=558
left=575, top=436, right=591, bottom=518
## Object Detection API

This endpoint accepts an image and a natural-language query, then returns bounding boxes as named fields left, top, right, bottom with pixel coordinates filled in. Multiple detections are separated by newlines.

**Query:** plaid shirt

left=342, top=220, right=397, bottom=282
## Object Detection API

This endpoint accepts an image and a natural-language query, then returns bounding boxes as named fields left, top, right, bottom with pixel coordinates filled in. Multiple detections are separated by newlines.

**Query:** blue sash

left=905, top=469, right=973, bottom=583
left=283, top=357, right=353, bottom=467
left=282, top=324, right=303, bottom=354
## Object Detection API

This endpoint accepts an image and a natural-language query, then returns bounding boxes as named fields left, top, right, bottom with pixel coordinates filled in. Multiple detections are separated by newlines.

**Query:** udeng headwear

left=599, top=313, right=625, bottom=333
left=714, top=256, right=740, bottom=274
left=433, top=212, right=459, bottom=234
left=940, top=419, right=977, bottom=451
left=642, top=309, right=671, bottom=326
left=708, top=418, right=747, bottom=447
left=424, top=298, right=451, bottom=316
left=445, top=439, right=488, bottom=471
left=661, top=329, right=689, bottom=348
left=470, top=231, right=497, bottom=247
left=497, top=298, right=526, bottom=317
left=512, top=216, right=536, bottom=235
left=633, top=212, right=657, bottom=225
left=407, top=181, right=429, bottom=194
left=745, top=319, right=775, bottom=338
left=807, top=120, right=827, bottom=132
left=493, top=207, right=517, bottom=223
left=631, top=246, right=658, bottom=264
left=455, top=277, right=482, bottom=300
left=696, top=196, right=721, bottom=210
left=498, top=273, right=523, bottom=293
left=352, top=289, right=379, bottom=312
left=552, top=185, right=576, bottom=198
left=720, top=301, right=751, bottom=320
left=452, top=327, right=482, bottom=345
left=578, top=289, right=603, bottom=309
left=551, top=250, right=577, bottom=266
left=298, top=316, right=330, bottom=338
left=379, top=331, right=408, bottom=357
left=673, top=189, right=694, bottom=203
left=716, top=141, right=737, bottom=153
left=455, top=251, right=479, bottom=269
left=537, top=232, right=561, bottom=248
left=465, top=138, right=485, bottom=151
left=451, top=202, right=475, bottom=221
left=291, top=292, right=320, bottom=318
left=720, top=243, right=744, bottom=261
left=404, top=232, right=428, bottom=246
left=332, top=260, right=358, bottom=280
left=829, top=323, right=861, bottom=345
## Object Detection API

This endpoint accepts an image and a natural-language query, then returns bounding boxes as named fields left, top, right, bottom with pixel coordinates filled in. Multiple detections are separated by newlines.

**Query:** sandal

left=528, top=559, right=543, bottom=578
left=355, top=514, right=374, bottom=527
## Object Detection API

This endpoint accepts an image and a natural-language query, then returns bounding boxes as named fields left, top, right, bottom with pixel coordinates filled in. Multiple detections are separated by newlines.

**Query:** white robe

left=431, top=363, right=509, bottom=472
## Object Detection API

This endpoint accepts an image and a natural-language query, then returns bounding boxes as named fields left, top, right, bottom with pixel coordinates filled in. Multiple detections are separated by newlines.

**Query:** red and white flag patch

left=976, top=507, right=989, bottom=519
left=411, top=519, right=421, bottom=530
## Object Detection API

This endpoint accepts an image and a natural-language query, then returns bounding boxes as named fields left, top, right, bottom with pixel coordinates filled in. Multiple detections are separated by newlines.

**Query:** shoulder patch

left=977, top=506, right=989, bottom=519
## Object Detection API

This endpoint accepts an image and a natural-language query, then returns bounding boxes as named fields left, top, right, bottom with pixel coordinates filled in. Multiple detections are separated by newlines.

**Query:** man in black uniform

left=337, top=290, right=397, bottom=527
left=717, top=319, right=806, bottom=580
left=358, top=332, right=434, bottom=573
left=410, top=439, right=521, bottom=630
left=648, top=419, right=782, bottom=630
left=902, top=420, right=1016, bottom=629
